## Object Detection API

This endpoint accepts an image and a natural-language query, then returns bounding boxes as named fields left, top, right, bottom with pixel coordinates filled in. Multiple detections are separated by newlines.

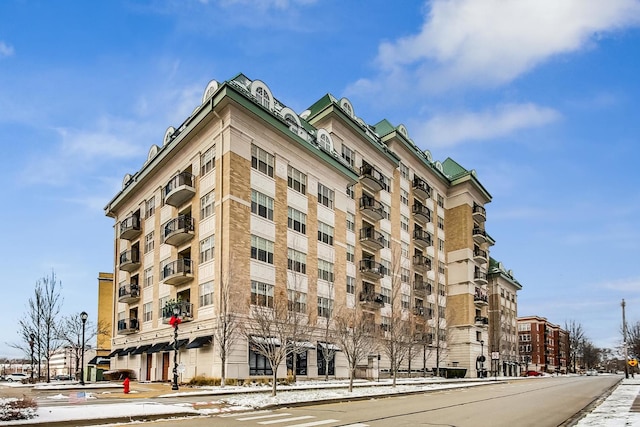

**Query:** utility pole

left=623, top=299, right=629, bottom=379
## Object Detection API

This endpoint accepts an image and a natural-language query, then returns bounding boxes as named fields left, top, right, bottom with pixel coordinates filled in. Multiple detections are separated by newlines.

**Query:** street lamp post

left=480, top=340, right=485, bottom=378
left=170, top=307, right=182, bottom=391
left=29, top=333, right=35, bottom=384
left=80, top=311, right=88, bottom=386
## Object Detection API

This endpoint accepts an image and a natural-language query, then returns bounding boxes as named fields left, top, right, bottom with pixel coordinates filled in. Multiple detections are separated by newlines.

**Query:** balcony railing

left=473, top=227, right=488, bottom=244
left=118, top=282, right=140, bottom=303
left=414, top=279, right=432, bottom=294
left=473, top=247, right=488, bottom=263
left=119, top=214, right=141, bottom=240
left=474, top=268, right=488, bottom=284
left=161, top=258, right=194, bottom=285
left=163, top=215, right=195, bottom=246
left=359, top=196, right=385, bottom=221
left=117, top=318, right=139, bottom=335
left=164, top=172, right=195, bottom=207
left=359, top=162, right=385, bottom=192
left=412, top=203, right=431, bottom=223
left=360, top=227, right=386, bottom=251
left=359, top=259, right=386, bottom=279
left=474, top=287, right=488, bottom=305
left=412, top=176, right=432, bottom=200
left=119, top=248, right=140, bottom=272
left=359, top=291, right=384, bottom=310
left=475, top=316, right=489, bottom=326
left=412, top=254, right=432, bottom=271
left=473, top=203, right=486, bottom=222
left=413, top=229, right=432, bottom=247
left=161, top=301, right=194, bottom=324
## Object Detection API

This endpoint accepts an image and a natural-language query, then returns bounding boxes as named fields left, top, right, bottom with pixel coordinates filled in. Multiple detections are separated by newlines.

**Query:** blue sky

left=1, top=0, right=639, bottom=359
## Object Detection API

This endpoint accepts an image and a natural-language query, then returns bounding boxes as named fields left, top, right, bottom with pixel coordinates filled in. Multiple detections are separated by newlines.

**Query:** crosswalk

left=220, top=409, right=369, bottom=427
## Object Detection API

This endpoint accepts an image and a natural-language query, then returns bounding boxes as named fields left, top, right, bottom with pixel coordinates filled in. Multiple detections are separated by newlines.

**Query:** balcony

left=413, top=176, right=432, bottom=200
left=474, top=287, right=488, bottom=306
left=359, top=162, right=385, bottom=192
left=117, top=318, right=139, bottom=335
left=413, top=307, right=433, bottom=318
left=119, top=214, right=141, bottom=240
left=413, top=254, right=432, bottom=272
left=164, top=172, right=195, bottom=207
left=359, top=291, right=384, bottom=310
left=474, top=268, right=488, bottom=285
left=119, top=248, right=140, bottom=272
left=412, top=203, right=431, bottom=223
left=472, top=227, right=488, bottom=244
left=161, top=301, right=194, bottom=324
left=161, top=258, right=194, bottom=285
left=414, top=279, right=432, bottom=295
left=359, top=196, right=385, bottom=222
left=360, top=227, right=386, bottom=251
left=473, top=203, right=486, bottom=222
left=473, top=247, right=488, bottom=263
left=163, top=215, right=196, bottom=247
left=475, top=316, right=489, bottom=327
left=413, top=229, right=432, bottom=248
left=359, top=259, right=386, bottom=279
left=118, top=282, right=140, bottom=304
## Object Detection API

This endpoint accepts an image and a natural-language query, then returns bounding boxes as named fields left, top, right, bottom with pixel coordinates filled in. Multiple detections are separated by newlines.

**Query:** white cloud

left=411, top=103, right=560, bottom=147
left=0, top=41, right=14, bottom=57
left=353, top=0, right=640, bottom=94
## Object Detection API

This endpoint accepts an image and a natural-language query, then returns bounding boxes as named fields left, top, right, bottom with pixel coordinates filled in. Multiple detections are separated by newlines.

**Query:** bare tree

left=627, top=321, right=640, bottom=360
left=242, top=288, right=297, bottom=396
left=582, top=339, right=602, bottom=369
left=213, top=265, right=240, bottom=387
left=317, top=284, right=338, bottom=381
left=565, top=320, right=585, bottom=373
left=332, top=305, right=377, bottom=392
left=56, top=313, right=108, bottom=380
left=285, top=276, right=313, bottom=383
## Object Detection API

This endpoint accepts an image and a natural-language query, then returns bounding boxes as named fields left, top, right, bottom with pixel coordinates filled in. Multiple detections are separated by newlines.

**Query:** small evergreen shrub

left=0, top=396, right=38, bottom=421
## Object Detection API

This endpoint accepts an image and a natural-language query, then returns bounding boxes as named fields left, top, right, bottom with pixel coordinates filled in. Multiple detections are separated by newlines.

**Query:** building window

left=145, top=197, right=155, bottom=218
left=317, top=297, right=333, bottom=318
left=381, top=202, right=391, bottom=220
left=287, top=207, right=307, bottom=234
left=401, top=293, right=410, bottom=310
left=476, top=331, right=482, bottom=342
left=438, top=216, right=444, bottom=230
left=251, top=144, right=274, bottom=177
left=158, top=297, right=168, bottom=318
left=199, top=281, right=214, bottom=307
left=346, top=244, right=355, bottom=263
left=318, top=259, right=334, bottom=283
left=346, top=212, right=355, bottom=232
left=200, top=235, right=215, bottom=263
left=144, top=231, right=154, bottom=253
left=318, top=184, right=334, bottom=209
left=401, top=215, right=409, bottom=232
left=381, top=230, right=391, bottom=248
left=287, top=248, right=307, bottom=274
left=318, top=222, right=334, bottom=246
left=144, top=267, right=153, bottom=288
left=401, top=241, right=409, bottom=258
left=346, top=184, right=355, bottom=199
left=287, top=166, right=307, bottom=195
left=319, top=133, right=333, bottom=152
left=401, top=189, right=409, bottom=206
left=438, top=261, right=445, bottom=274
left=201, top=145, right=215, bottom=176
left=381, top=287, right=391, bottom=305
left=401, top=267, right=410, bottom=284
left=251, top=280, right=274, bottom=307
left=439, top=238, right=445, bottom=252
left=143, top=302, right=153, bottom=322
left=381, top=316, right=391, bottom=332
left=346, top=276, right=355, bottom=294
left=251, top=190, right=274, bottom=220
left=255, top=86, right=271, bottom=108
left=251, top=235, right=274, bottom=264
left=249, top=347, right=272, bottom=376
left=317, top=347, right=335, bottom=376
left=437, top=194, right=444, bottom=207
left=201, top=191, right=215, bottom=219
left=341, top=145, right=355, bottom=167
left=399, top=162, right=409, bottom=180
left=288, top=290, right=307, bottom=313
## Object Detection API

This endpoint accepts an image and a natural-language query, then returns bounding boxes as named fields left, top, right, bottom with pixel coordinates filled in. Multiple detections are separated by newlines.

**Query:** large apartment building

left=104, top=73, right=501, bottom=381
left=517, top=316, right=569, bottom=374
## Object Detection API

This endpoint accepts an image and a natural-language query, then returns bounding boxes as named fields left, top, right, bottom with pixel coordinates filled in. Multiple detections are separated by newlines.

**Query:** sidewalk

left=573, top=378, right=640, bottom=427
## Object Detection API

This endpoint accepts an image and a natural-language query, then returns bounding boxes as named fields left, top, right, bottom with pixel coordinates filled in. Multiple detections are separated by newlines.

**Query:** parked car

left=521, top=370, right=543, bottom=377
left=5, top=373, right=28, bottom=382
left=586, top=370, right=599, bottom=376
left=54, top=374, right=73, bottom=381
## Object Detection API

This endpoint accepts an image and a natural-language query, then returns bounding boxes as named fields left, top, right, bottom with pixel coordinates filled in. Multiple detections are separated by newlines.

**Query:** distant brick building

left=517, top=316, right=569, bottom=374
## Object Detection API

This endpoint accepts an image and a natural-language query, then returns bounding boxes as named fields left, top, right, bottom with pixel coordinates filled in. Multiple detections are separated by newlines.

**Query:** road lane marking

left=258, top=415, right=315, bottom=424
left=237, top=412, right=292, bottom=421
left=287, top=420, right=340, bottom=427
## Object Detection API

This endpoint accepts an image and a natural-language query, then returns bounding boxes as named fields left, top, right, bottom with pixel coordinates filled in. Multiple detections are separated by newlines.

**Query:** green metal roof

left=488, top=257, right=522, bottom=289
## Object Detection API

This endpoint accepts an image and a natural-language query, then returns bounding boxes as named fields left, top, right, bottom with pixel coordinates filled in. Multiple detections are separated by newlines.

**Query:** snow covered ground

left=1, top=376, right=637, bottom=426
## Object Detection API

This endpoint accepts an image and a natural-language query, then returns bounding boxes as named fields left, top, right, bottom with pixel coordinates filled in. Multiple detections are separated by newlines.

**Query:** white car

left=586, top=370, right=599, bottom=376
left=5, top=373, right=27, bottom=382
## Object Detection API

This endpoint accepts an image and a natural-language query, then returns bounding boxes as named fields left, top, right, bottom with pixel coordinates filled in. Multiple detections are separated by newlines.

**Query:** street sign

left=629, top=359, right=638, bottom=367
left=491, top=352, right=500, bottom=360
left=178, top=363, right=186, bottom=373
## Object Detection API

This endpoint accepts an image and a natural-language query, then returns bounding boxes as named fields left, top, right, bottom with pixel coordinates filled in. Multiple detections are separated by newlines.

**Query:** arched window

left=256, top=87, right=270, bottom=108
left=251, top=80, right=274, bottom=110
left=316, top=129, right=333, bottom=152
left=339, top=98, right=354, bottom=117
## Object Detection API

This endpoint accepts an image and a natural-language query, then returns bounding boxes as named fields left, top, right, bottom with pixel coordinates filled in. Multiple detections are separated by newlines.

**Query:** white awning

left=318, top=342, right=341, bottom=351
left=251, top=336, right=281, bottom=346
left=289, top=341, right=315, bottom=349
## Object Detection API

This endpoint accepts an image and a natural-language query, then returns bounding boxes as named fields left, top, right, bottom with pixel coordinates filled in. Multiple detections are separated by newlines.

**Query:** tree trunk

left=348, top=367, right=354, bottom=393
left=271, top=370, right=278, bottom=396
left=220, top=355, right=226, bottom=387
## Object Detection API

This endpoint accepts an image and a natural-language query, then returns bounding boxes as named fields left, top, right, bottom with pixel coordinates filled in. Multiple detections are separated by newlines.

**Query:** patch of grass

left=0, top=395, right=38, bottom=421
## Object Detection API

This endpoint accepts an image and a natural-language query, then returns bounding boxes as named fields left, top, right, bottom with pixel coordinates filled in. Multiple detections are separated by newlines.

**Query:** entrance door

left=162, top=353, right=170, bottom=381
left=146, top=354, right=152, bottom=381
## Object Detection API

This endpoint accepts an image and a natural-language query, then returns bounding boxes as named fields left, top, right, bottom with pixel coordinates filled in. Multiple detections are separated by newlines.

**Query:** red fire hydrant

left=123, top=377, right=130, bottom=394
